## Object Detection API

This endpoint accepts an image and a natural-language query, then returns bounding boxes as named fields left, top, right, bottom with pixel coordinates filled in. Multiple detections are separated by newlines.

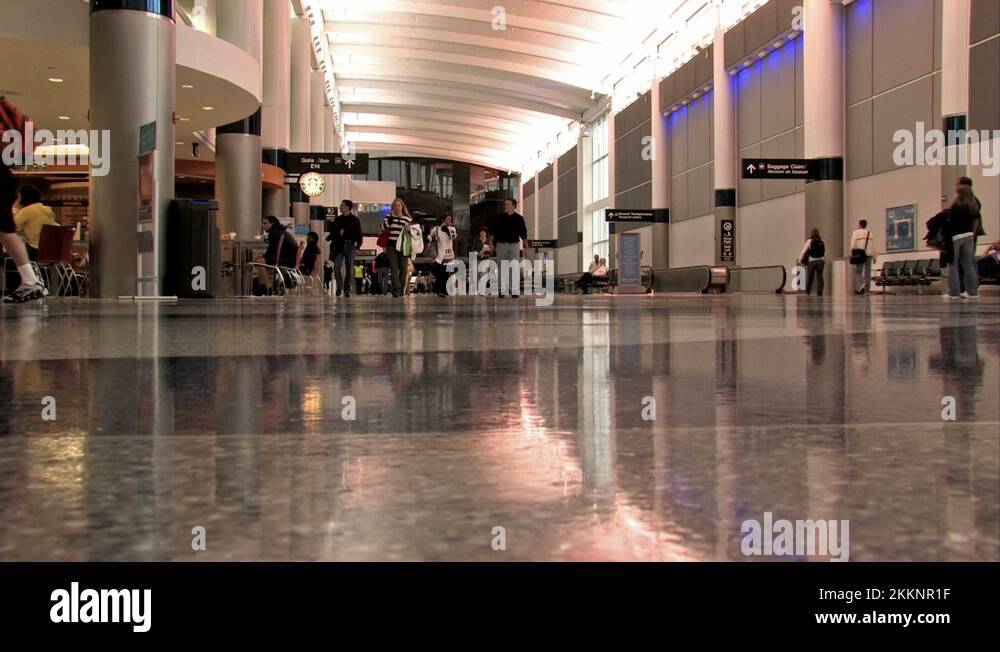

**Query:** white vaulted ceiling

left=308, top=0, right=648, bottom=171
left=308, top=0, right=763, bottom=172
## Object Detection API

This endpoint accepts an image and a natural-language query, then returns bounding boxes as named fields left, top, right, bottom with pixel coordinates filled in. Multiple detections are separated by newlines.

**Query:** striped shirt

left=382, top=213, right=412, bottom=243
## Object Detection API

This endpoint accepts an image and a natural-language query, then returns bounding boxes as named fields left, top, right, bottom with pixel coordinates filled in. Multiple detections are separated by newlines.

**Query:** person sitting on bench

left=978, top=240, right=1000, bottom=279
left=578, top=257, right=608, bottom=294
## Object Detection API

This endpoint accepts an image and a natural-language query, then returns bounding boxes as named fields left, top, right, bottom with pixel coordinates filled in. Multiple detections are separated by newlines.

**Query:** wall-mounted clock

left=299, top=171, right=326, bottom=197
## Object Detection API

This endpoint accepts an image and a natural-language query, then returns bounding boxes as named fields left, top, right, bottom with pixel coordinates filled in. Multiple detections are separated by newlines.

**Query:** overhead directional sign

left=605, top=208, right=668, bottom=223
left=742, top=158, right=815, bottom=180
left=526, top=239, right=558, bottom=249
left=286, top=152, right=369, bottom=175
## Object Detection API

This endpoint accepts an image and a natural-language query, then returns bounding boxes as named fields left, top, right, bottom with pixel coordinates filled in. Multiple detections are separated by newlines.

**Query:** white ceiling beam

left=329, top=64, right=593, bottom=112
left=321, top=1, right=609, bottom=44
left=324, top=23, right=596, bottom=65
left=327, top=43, right=600, bottom=89
left=344, top=124, right=519, bottom=152
left=339, top=105, right=545, bottom=136
left=533, top=0, right=634, bottom=18
left=335, top=79, right=586, bottom=120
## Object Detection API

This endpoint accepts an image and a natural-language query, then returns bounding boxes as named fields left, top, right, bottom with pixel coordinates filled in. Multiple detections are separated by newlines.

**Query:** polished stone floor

left=0, top=294, right=997, bottom=561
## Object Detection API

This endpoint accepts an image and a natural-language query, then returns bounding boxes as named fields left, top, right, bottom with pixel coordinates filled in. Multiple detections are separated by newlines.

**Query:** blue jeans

left=386, top=245, right=407, bottom=296
left=853, top=257, right=872, bottom=293
left=949, top=236, right=979, bottom=297
left=332, top=246, right=355, bottom=296
left=495, top=241, right=521, bottom=295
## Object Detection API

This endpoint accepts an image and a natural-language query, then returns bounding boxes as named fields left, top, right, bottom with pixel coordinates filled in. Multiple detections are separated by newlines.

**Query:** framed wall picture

left=886, top=204, right=916, bottom=252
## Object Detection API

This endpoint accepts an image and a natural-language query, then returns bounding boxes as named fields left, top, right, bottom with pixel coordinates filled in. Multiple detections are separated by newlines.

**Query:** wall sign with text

left=720, top=218, right=735, bottom=263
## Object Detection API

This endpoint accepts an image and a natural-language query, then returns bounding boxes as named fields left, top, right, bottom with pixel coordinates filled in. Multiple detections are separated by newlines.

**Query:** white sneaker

left=961, top=291, right=969, bottom=299
left=966, top=294, right=979, bottom=300
left=3, top=283, right=47, bottom=304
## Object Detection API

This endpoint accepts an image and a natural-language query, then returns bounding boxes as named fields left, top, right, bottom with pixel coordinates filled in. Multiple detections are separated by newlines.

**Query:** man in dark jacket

left=491, top=198, right=528, bottom=296
left=327, top=199, right=363, bottom=297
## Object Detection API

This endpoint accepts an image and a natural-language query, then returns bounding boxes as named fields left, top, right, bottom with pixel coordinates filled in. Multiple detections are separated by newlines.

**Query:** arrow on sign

left=345, top=158, right=355, bottom=169
left=746, top=163, right=757, bottom=174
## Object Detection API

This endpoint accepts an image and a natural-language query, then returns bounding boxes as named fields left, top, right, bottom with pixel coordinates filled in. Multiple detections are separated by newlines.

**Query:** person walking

left=382, top=198, right=413, bottom=297
left=328, top=199, right=362, bottom=297
left=429, top=213, right=457, bottom=297
left=798, top=228, right=826, bottom=296
left=849, top=219, right=875, bottom=294
left=945, top=187, right=981, bottom=300
left=374, top=249, right=390, bottom=295
left=490, top=198, right=527, bottom=297
left=0, top=97, right=47, bottom=303
left=954, top=176, right=986, bottom=294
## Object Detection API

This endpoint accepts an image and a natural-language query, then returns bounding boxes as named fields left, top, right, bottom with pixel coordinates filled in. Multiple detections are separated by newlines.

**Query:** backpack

left=809, top=237, right=826, bottom=259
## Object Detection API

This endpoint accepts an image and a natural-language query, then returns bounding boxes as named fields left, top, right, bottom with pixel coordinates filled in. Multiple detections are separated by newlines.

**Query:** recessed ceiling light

left=58, top=116, right=70, bottom=120
left=178, top=116, right=190, bottom=122
left=201, top=106, right=214, bottom=111
left=181, top=84, right=194, bottom=89
left=176, top=141, right=184, bottom=145
left=48, top=77, right=64, bottom=83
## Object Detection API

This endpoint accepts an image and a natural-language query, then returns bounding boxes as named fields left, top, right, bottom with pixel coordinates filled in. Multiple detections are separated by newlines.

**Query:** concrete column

left=216, top=0, right=263, bottom=64
left=607, top=111, right=617, bottom=266
left=191, top=0, right=217, bottom=35
left=262, top=0, right=290, bottom=150
left=650, top=80, right=671, bottom=271
left=713, top=25, right=737, bottom=267
left=940, top=0, right=972, bottom=194
left=323, top=103, right=337, bottom=207
left=89, top=1, right=175, bottom=298
left=309, top=68, right=327, bottom=209
left=290, top=16, right=312, bottom=152
left=576, top=131, right=586, bottom=272
left=803, top=0, right=846, bottom=257
left=262, top=0, right=291, bottom=219
left=216, top=0, right=264, bottom=240
left=216, top=111, right=263, bottom=240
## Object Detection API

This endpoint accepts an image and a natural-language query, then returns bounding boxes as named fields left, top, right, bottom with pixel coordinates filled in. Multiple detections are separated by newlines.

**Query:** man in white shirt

left=849, top=219, right=875, bottom=294
left=588, top=255, right=600, bottom=275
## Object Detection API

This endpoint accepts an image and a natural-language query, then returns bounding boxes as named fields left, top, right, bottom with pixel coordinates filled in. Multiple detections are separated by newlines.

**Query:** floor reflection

left=0, top=295, right=997, bottom=560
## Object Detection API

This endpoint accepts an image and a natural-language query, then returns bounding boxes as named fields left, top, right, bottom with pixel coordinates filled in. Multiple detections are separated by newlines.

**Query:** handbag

left=849, top=232, right=870, bottom=265
left=409, top=224, right=424, bottom=255
left=376, top=228, right=390, bottom=248
left=396, top=228, right=412, bottom=257
left=424, top=227, right=439, bottom=261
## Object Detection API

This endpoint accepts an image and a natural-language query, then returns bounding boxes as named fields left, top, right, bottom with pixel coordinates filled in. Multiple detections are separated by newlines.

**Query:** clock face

left=299, top=172, right=326, bottom=197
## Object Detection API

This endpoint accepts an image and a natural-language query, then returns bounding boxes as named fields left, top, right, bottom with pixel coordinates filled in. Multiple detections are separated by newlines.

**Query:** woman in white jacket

left=429, top=214, right=457, bottom=297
